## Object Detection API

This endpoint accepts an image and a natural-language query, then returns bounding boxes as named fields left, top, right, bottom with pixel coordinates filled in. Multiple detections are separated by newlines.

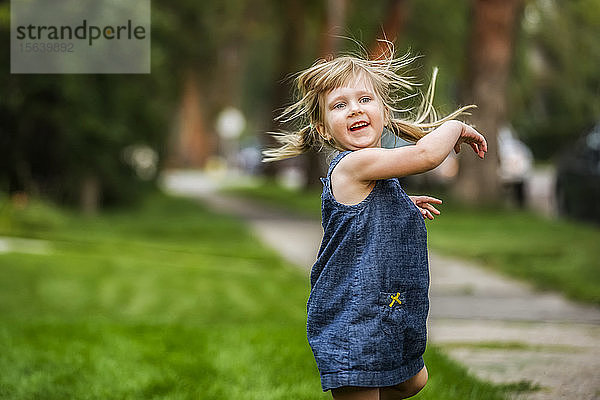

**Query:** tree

left=370, top=0, right=409, bottom=59
left=511, top=0, right=600, bottom=160
left=261, top=0, right=307, bottom=179
left=0, top=2, right=180, bottom=211
left=455, top=0, right=524, bottom=203
left=304, top=0, right=349, bottom=188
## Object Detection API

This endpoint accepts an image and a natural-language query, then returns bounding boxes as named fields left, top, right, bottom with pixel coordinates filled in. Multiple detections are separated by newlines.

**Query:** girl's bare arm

left=336, top=120, right=487, bottom=182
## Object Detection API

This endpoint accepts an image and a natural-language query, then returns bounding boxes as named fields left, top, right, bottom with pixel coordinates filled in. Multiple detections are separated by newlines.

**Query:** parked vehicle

left=555, top=122, right=600, bottom=224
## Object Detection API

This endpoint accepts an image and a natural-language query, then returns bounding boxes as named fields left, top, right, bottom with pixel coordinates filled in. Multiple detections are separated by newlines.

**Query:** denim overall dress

left=307, top=150, right=430, bottom=391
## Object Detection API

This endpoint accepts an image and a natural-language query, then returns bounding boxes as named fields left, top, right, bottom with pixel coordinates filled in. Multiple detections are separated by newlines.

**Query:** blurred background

left=1, top=1, right=600, bottom=399
left=1, top=0, right=599, bottom=220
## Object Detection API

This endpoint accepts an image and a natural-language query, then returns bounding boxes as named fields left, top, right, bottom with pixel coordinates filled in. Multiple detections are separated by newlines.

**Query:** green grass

left=225, top=180, right=600, bottom=305
left=0, top=192, right=513, bottom=399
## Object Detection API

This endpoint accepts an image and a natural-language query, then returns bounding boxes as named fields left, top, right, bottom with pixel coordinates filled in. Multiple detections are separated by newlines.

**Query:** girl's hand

left=454, top=123, right=487, bottom=159
left=409, top=195, right=442, bottom=220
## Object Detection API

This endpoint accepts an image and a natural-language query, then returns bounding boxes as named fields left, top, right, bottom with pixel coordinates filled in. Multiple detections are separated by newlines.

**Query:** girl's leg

left=380, top=366, right=428, bottom=400
left=331, top=366, right=428, bottom=400
left=331, top=387, right=380, bottom=400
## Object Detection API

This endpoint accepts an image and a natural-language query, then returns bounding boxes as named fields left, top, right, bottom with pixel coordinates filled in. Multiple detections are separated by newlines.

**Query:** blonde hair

left=262, top=44, right=475, bottom=162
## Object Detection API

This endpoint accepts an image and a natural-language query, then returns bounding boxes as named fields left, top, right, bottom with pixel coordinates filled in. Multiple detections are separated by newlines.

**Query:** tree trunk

left=303, top=0, right=348, bottom=189
left=318, top=0, right=347, bottom=58
left=80, top=174, right=100, bottom=215
left=370, top=0, right=409, bottom=59
left=264, top=0, right=347, bottom=188
left=455, top=0, right=523, bottom=203
left=166, top=70, right=214, bottom=169
left=262, top=0, right=306, bottom=178
left=208, top=11, right=252, bottom=169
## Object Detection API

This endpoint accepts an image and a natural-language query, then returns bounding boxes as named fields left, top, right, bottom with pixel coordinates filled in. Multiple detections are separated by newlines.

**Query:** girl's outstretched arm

left=336, top=121, right=487, bottom=182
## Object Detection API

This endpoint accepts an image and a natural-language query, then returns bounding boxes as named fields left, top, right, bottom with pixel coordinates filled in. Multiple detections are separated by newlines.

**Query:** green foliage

left=0, top=74, right=172, bottom=207
left=511, top=0, right=600, bottom=159
left=4, top=0, right=599, bottom=208
left=0, top=194, right=511, bottom=399
left=0, top=193, right=69, bottom=235
left=0, top=2, right=181, bottom=209
left=404, top=0, right=471, bottom=112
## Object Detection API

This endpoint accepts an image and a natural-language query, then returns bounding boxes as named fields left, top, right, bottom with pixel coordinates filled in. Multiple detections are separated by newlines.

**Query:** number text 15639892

left=20, top=42, right=74, bottom=53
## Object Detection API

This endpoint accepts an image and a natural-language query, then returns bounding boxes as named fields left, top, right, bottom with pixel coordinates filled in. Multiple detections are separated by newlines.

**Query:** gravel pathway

left=162, top=170, right=600, bottom=399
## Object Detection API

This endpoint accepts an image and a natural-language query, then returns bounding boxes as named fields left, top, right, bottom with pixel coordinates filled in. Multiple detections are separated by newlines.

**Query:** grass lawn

left=0, top=192, right=515, bottom=399
left=226, top=179, right=600, bottom=305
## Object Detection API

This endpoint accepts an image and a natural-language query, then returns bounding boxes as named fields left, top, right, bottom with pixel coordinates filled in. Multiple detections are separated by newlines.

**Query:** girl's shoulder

left=326, top=150, right=353, bottom=176
left=330, top=152, right=378, bottom=206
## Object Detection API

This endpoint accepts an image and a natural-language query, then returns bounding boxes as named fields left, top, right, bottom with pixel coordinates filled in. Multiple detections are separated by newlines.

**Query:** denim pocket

left=394, top=289, right=428, bottom=361
left=377, top=291, right=406, bottom=369
left=379, top=292, right=404, bottom=358
left=380, top=291, right=405, bottom=336
left=379, top=290, right=427, bottom=363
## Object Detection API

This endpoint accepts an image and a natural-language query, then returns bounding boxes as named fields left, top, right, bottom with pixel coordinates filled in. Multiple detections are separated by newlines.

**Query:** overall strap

left=320, top=150, right=353, bottom=195
left=326, top=151, right=353, bottom=179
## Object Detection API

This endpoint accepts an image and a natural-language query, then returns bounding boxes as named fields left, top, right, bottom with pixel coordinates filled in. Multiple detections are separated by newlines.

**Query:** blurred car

left=555, top=122, right=600, bottom=223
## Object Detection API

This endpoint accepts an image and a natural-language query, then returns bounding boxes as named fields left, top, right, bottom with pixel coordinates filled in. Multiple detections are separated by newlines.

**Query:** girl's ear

left=383, top=106, right=391, bottom=126
left=315, top=123, right=331, bottom=141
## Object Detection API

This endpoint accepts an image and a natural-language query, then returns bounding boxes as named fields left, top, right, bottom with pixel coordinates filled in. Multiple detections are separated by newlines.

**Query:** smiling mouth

left=349, top=121, right=369, bottom=131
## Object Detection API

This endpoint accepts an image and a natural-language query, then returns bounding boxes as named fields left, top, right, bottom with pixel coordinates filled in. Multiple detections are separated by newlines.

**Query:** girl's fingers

left=461, top=128, right=488, bottom=155
left=454, top=142, right=462, bottom=154
left=414, top=196, right=443, bottom=220
left=421, top=209, right=433, bottom=220
left=469, top=141, right=486, bottom=159
left=416, top=196, right=442, bottom=204
left=423, top=203, right=441, bottom=215
left=417, top=204, right=440, bottom=219
left=480, top=136, right=488, bottom=152
left=423, top=196, right=443, bottom=204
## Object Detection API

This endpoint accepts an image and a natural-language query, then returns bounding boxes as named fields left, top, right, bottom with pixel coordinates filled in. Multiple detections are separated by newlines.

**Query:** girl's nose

left=349, top=101, right=363, bottom=116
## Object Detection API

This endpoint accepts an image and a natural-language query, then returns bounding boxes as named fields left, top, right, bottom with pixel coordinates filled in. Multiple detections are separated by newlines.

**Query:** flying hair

left=262, top=40, right=475, bottom=162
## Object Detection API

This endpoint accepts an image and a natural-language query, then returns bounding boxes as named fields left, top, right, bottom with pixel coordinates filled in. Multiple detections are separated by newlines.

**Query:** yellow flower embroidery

left=389, top=292, right=402, bottom=307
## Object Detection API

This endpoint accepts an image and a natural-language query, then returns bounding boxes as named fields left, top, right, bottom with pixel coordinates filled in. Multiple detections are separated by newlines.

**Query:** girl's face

left=317, top=74, right=385, bottom=151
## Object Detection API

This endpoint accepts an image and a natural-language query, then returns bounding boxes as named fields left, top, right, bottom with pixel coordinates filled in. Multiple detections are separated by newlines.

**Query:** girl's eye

left=333, top=102, right=345, bottom=109
left=360, top=97, right=372, bottom=103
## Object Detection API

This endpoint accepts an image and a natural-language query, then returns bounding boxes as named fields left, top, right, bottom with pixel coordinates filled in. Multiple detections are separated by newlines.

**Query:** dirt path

left=162, top=171, right=600, bottom=399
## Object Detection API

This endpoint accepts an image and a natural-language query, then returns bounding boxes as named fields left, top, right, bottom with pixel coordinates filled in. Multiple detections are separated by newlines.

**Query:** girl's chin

left=349, top=136, right=380, bottom=146
left=348, top=142, right=381, bottom=150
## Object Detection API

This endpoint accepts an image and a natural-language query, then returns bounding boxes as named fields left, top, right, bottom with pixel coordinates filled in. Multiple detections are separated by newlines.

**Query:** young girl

left=263, top=48, right=487, bottom=399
